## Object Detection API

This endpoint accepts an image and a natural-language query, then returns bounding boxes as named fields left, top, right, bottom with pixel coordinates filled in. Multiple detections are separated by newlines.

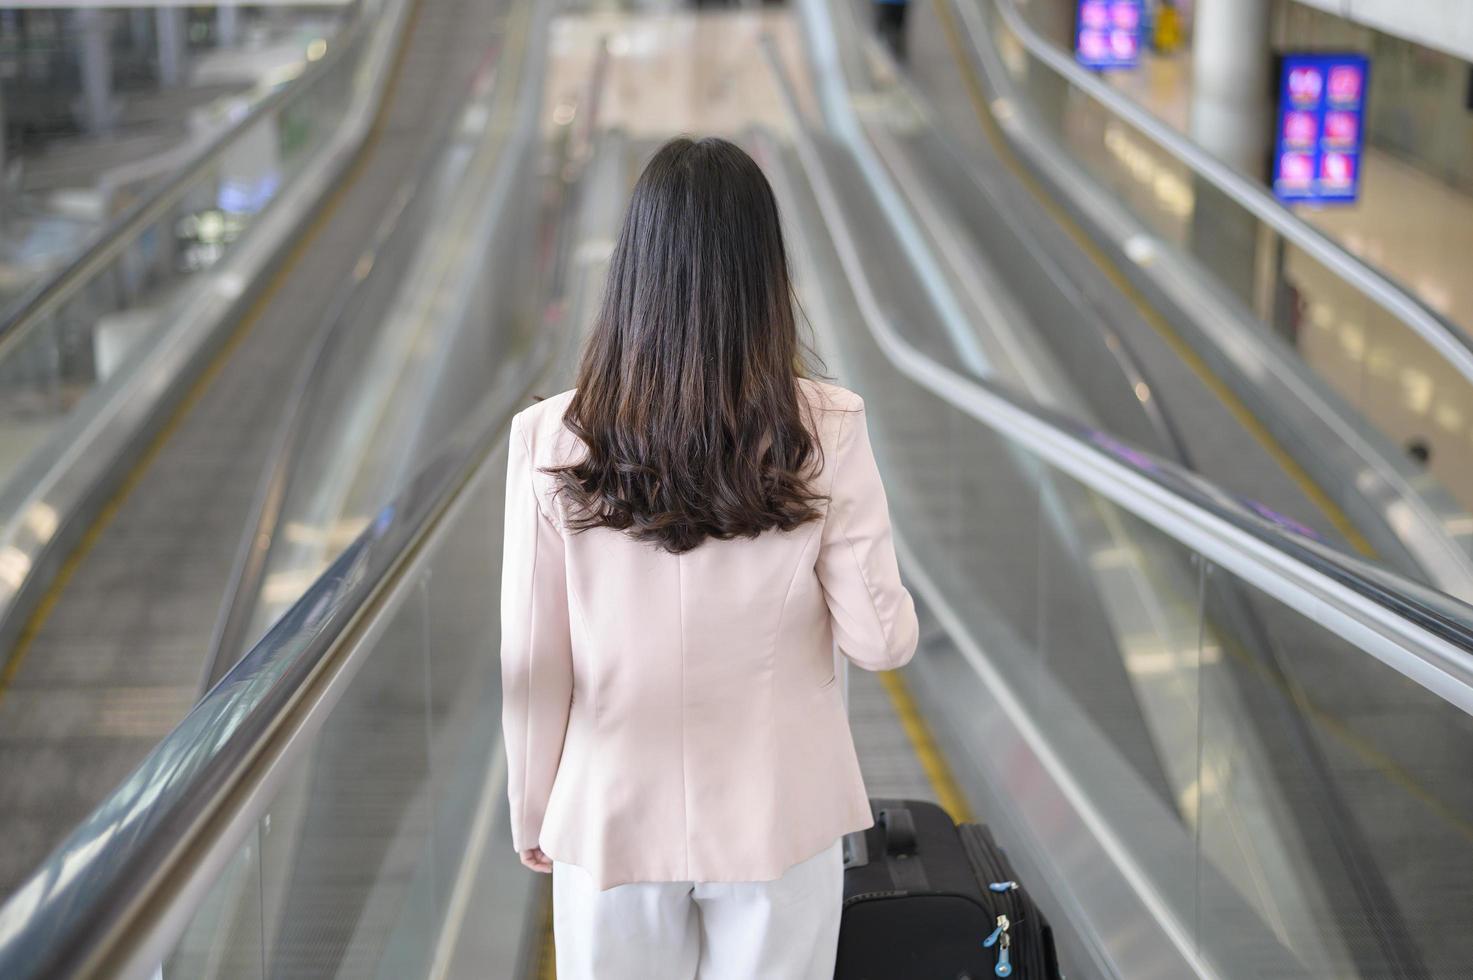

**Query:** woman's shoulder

left=797, top=380, right=867, bottom=472
left=511, top=390, right=579, bottom=459
left=797, top=377, right=864, bottom=416
left=512, top=389, right=576, bottom=428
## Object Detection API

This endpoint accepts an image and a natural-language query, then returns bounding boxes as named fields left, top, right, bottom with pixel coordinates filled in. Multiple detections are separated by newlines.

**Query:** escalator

left=1, top=3, right=1472, bottom=979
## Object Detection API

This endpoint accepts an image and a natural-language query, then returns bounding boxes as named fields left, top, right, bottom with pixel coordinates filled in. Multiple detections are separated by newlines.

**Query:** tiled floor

left=544, top=7, right=819, bottom=141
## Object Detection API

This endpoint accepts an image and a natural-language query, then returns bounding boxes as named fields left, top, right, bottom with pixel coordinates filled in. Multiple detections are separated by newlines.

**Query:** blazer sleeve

left=500, top=411, right=574, bottom=854
left=816, top=400, right=920, bottom=672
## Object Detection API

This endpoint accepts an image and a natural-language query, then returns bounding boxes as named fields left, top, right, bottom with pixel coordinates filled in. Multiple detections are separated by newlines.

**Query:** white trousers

left=552, top=841, right=844, bottom=980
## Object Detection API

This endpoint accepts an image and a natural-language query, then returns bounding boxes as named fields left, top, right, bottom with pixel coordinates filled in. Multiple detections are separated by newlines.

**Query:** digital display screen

left=1075, top=0, right=1142, bottom=71
left=1273, top=53, right=1369, bottom=205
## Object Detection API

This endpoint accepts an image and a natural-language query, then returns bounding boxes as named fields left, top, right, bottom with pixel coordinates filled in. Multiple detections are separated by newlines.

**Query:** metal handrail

left=965, top=0, right=1473, bottom=389
left=0, top=390, right=528, bottom=979
left=199, top=27, right=510, bottom=690
left=199, top=178, right=417, bottom=692
left=854, top=48, right=1196, bottom=469
left=0, top=1, right=371, bottom=363
left=764, top=28, right=1473, bottom=717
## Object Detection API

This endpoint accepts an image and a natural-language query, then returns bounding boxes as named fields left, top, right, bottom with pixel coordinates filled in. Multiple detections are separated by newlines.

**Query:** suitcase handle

left=875, top=807, right=918, bottom=857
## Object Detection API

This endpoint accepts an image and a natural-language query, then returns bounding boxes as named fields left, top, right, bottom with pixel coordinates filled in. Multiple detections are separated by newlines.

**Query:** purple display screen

left=1075, top=0, right=1142, bottom=71
left=1273, top=53, right=1369, bottom=205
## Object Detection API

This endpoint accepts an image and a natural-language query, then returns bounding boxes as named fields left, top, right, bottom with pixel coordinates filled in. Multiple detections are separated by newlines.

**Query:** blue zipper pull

left=994, top=934, right=1012, bottom=977
left=988, top=880, right=1018, bottom=893
left=983, top=913, right=1010, bottom=948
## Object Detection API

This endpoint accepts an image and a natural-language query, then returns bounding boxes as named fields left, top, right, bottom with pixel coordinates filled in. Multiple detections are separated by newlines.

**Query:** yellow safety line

left=0, top=0, right=426, bottom=704
left=1214, top=632, right=1473, bottom=846
left=879, top=668, right=975, bottom=823
left=930, top=0, right=1377, bottom=560
left=538, top=886, right=558, bottom=979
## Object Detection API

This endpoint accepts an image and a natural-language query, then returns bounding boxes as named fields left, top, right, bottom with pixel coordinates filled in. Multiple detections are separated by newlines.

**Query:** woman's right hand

left=520, top=847, right=552, bottom=874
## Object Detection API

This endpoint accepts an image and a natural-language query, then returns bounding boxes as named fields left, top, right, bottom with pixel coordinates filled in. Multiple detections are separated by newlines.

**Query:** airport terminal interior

left=0, top=0, right=1472, bottom=976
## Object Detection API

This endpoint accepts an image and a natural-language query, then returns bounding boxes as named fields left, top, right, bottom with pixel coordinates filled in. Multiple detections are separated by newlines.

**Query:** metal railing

left=0, top=388, right=534, bottom=978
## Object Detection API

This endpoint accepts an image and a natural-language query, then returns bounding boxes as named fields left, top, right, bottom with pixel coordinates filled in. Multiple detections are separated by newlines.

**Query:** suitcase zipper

left=841, top=889, right=908, bottom=908
left=984, top=914, right=1013, bottom=977
left=962, top=828, right=1043, bottom=977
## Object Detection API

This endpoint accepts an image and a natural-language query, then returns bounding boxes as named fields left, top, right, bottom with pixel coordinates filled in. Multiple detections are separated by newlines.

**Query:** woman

left=500, top=137, right=918, bottom=979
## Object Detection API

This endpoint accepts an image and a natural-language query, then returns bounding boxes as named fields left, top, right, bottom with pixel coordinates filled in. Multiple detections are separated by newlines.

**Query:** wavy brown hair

left=549, top=137, right=823, bottom=554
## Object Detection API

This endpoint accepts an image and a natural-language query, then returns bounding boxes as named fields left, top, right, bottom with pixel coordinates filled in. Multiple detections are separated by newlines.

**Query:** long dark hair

left=550, top=137, right=823, bottom=554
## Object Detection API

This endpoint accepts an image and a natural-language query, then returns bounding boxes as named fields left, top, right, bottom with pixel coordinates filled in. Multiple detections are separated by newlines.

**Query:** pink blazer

left=500, top=380, right=918, bottom=889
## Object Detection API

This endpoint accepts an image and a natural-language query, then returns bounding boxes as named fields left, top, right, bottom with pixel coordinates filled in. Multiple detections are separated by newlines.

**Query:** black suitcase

left=836, top=798, right=1062, bottom=979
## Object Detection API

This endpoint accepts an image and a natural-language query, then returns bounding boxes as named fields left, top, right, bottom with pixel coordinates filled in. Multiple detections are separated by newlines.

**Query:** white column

left=217, top=4, right=240, bottom=48
left=1185, top=0, right=1275, bottom=317
left=1190, top=0, right=1273, bottom=175
left=1021, top=0, right=1077, bottom=129
left=0, top=91, right=7, bottom=224
left=1031, top=0, right=1076, bottom=49
left=155, top=7, right=186, bottom=87
left=77, top=8, right=116, bottom=133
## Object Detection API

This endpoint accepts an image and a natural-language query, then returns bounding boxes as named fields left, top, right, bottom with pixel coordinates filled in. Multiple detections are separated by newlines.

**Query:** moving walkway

left=2, top=3, right=1473, bottom=978
left=0, top=0, right=529, bottom=900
